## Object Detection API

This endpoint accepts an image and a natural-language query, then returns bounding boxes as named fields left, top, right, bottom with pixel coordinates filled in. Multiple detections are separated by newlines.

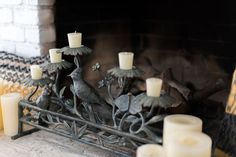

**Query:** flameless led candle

left=136, top=144, right=166, bottom=157
left=67, top=32, right=82, bottom=48
left=163, top=114, right=202, bottom=148
left=118, top=52, right=134, bottom=70
left=49, top=48, right=62, bottom=63
left=146, top=78, right=163, bottom=97
left=30, top=65, right=42, bottom=80
left=1, top=92, right=22, bottom=136
left=166, top=132, right=212, bottom=157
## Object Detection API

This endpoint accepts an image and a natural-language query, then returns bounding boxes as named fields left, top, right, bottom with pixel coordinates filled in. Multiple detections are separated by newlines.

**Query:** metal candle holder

left=12, top=46, right=179, bottom=157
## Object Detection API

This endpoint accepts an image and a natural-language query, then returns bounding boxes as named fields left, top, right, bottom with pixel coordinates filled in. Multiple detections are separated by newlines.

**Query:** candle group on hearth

left=1, top=92, right=22, bottom=136
left=136, top=114, right=212, bottom=157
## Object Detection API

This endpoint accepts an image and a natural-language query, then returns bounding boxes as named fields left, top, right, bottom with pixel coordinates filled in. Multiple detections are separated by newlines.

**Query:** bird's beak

left=68, top=74, right=72, bottom=77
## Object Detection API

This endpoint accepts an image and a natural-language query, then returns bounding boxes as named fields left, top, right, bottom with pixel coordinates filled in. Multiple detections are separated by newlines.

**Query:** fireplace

left=54, top=1, right=236, bottom=151
left=55, top=0, right=235, bottom=100
left=0, top=0, right=235, bottom=156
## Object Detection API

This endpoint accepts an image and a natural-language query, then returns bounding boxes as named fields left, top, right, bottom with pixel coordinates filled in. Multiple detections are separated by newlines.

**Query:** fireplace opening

left=55, top=0, right=235, bottom=94
left=55, top=0, right=236, bottom=145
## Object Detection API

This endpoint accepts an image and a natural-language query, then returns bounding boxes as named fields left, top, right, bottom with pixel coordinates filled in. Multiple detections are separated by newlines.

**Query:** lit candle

left=146, top=78, right=163, bottom=97
left=166, top=132, right=212, bottom=157
left=118, top=52, right=134, bottom=70
left=30, top=65, right=42, bottom=80
left=1, top=92, right=22, bottom=136
left=136, top=144, right=166, bottom=157
left=163, top=114, right=202, bottom=148
left=67, top=31, right=82, bottom=48
left=49, top=48, right=62, bottom=63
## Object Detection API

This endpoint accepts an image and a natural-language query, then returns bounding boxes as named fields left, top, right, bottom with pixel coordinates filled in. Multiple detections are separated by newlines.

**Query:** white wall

left=0, top=0, right=56, bottom=57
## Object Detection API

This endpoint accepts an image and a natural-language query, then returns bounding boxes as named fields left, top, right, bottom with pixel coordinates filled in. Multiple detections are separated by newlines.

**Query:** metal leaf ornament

left=60, top=46, right=92, bottom=56
left=107, top=66, right=143, bottom=78
left=114, top=94, right=132, bottom=112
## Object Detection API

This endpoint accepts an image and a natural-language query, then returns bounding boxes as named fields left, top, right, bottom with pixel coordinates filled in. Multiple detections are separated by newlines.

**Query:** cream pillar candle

left=118, top=52, right=134, bottom=70
left=1, top=93, right=22, bottom=136
left=146, top=78, right=163, bottom=97
left=67, top=32, right=82, bottom=48
left=163, top=114, right=202, bottom=148
left=0, top=78, right=3, bottom=130
left=30, top=65, right=42, bottom=80
left=137, top=144, right=166, bottom=157
left=49, top=48, right=62, bottom=63
left=166, top=132, right=212, bottom=157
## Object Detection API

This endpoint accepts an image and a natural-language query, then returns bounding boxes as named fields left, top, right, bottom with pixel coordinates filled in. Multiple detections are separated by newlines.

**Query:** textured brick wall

left=0, top=0, right=55, bottom=57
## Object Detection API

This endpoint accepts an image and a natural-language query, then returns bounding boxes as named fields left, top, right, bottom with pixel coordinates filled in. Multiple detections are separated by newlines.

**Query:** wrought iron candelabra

left=11, top=45, right=179, bottom=157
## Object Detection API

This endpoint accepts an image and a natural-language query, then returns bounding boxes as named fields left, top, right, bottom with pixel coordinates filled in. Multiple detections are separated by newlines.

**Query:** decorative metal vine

left=12, top=46, right=180, bottom=157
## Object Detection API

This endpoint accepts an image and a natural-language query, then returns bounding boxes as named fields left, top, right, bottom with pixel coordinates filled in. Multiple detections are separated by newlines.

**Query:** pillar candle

left=146, top=78, right=163, bottom=97
left=163, top=114, right=202, bottom=148
left=30, top=65, right=42, bottom=80
left=0, top=78, right=3, bottom=130
left=118, top=52, right=134, bottom=70
left=49, top=48, right=62, bottom=63
left=166, top=132, right=212, bottom=157
left=1, top=92, right=22, bottom=136
left=67, top=32, right=82, bottom=48
left=226, top=68, right=236, bottom=114
left=136, top=144, right=166, bottom=157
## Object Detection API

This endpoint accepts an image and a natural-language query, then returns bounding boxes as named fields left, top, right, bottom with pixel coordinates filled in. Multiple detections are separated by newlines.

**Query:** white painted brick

left=23, top=0, right=55, bottom=6
left=38, top=9, right=54, bottom=25
left=40, top=25, right=55, bottom=43
left=0, top=0, right=22, bottom=5
left=0, top=41, right=16, bottom=53
left=25, top=26, right=40, bottom=43
left=16, top=43, right=41, bottom=57
left=40, top=42, right=55, bottom=55
left=0, top=8, right=13, bottom=23
left=0, top=25, right=24, bottom=41
left=14, top=8, right=54, bottom=25
left=25, top=25, right=55, bottom=43
left=14, top=8, right=39, bottom=25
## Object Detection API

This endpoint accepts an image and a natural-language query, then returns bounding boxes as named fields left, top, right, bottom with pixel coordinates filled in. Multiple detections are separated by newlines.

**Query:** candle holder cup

left=12, top=46, right=180, bottom=157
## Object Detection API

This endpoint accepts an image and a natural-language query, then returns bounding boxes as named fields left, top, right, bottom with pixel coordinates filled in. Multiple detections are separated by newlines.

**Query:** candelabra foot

left=11, top=128, right=40, bottom=140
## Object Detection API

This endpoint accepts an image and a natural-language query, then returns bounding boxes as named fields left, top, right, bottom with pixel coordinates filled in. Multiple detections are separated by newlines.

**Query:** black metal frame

left=11, top=46, right=179, bottom=157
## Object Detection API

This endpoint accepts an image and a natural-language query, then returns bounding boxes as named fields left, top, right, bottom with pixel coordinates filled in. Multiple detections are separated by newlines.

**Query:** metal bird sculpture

left=69, top=57, right=111, bottom=122
left=36, top=87, right=51, bottom=110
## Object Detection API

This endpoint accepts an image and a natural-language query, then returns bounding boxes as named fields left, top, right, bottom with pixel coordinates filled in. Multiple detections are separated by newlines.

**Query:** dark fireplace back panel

left=55, top=0, right=236, bottom=73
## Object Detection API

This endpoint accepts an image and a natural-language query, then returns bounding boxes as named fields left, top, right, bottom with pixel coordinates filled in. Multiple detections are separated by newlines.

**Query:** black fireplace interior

left=55, top=0, right=236, bottom=149
left=55, top=0, right=236, bottom=73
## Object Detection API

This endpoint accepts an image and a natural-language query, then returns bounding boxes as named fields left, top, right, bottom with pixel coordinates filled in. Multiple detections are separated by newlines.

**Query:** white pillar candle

left=118, top=52, right=134, bottom=70
left=166, top=132, right=212, bottom=157
left=49, top=48, right=62, bottom=63
left=67, top=32, right=82, bottom=48
left=146, top=78, right=163, bottom=97
left=30, top=65, right=42, bottom=80
left=1, top=93, right=22, bottom=136
left=137, top=144, right=166, bottom=157
left=163, top=114, right=202, bottom=148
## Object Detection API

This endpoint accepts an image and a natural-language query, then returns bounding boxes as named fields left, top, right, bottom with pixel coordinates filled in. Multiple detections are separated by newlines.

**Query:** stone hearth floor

left=0, top=131, right=120, bottom=157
